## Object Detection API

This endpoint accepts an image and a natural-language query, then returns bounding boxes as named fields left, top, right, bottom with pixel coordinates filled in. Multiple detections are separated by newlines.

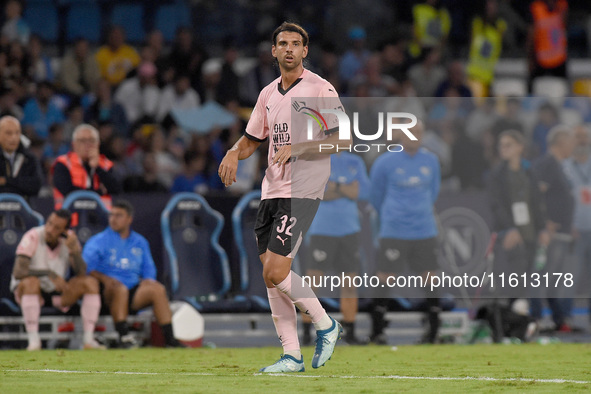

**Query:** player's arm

left=272, top=131, right=352, bottom=166
left=219, top=135, right=261, bottom=187
left=65, top=230, right=86, bottom=276
left=89, top=270, right=123, bottom=289
left=69, top=252, right=87, bottom=277
left=12, top=255, right=58, bottom=280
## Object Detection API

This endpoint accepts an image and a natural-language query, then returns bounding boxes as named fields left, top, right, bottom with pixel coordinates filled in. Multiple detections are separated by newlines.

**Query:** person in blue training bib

left=369, top=120, right=442, bottom=344
left=83, top=199, right=184, bottom=348
left=302, top=151, right=371, bottom=345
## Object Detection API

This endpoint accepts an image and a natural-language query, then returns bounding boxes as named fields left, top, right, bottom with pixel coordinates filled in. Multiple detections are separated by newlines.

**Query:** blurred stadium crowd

left=1, top=0, right=590, bottom=198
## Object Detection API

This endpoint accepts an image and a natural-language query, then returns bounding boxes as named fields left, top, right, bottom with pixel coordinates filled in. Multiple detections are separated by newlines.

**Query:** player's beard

left=279, top=56, right=302, bottom=72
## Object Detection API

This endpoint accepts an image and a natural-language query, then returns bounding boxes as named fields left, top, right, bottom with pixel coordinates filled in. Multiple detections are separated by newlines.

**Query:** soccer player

left=369, top=121, right=442, bottom=344
left=302, top=151, right=370, bottom=345
left=218, top=22, right=349, bottom=372
left=83, top=200, right=183, bottom=348
left=10, top=209, right=103, bottom=350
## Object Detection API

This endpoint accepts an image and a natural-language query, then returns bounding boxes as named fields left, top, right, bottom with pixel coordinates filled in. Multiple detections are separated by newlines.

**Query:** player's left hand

left=271, top=144, right=292, bottom=166
left=65, top=230, right=81, bottom=254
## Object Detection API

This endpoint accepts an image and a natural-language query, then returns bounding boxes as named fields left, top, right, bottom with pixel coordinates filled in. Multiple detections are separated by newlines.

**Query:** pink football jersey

left=245, top=69, right=342, bottom=200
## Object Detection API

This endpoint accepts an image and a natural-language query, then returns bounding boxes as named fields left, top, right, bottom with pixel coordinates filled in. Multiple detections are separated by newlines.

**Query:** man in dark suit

left=0, top=115, right=42, bottom=198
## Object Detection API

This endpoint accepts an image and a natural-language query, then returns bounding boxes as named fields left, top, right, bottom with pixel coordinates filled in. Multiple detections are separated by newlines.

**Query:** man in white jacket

left=157, top=73, right=200, bottom=123
left=114, top=62, right=160, bottom=124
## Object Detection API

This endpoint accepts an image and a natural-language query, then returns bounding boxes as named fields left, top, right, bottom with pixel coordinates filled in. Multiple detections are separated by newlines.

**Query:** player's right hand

left=65, top=230, right=81, bottom=254
left=88, top=147, right=100, bottom=169
left=218, top=151, right=238, bottom=187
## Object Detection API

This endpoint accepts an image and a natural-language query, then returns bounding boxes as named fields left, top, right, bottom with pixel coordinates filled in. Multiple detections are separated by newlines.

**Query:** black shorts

left=99, top=282, right=140, bottom=312
left=306, top=233, right=361, bottom=273
left=254, top=198, right=321, bottom=258
left=377, top=237, right=439, bottom=274
left=41, top=290, right=60, bottom=307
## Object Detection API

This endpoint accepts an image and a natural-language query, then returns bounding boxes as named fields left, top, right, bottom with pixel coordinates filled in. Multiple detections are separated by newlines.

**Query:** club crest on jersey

left=293, top=100, right=329, bottom=134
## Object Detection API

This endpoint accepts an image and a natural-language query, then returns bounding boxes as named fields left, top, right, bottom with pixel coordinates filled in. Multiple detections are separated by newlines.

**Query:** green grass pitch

left=1, top=344, right=591, bottom=392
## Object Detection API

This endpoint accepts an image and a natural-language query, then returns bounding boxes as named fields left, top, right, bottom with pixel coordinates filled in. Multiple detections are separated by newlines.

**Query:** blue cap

left=349, top=27, right=366, bottom=40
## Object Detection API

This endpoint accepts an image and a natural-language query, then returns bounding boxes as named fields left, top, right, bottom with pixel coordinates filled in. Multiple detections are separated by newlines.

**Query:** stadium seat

left=231, top=190, right=269, bottom=310
left=61, top=191, right=109, bottom=247
left=532, top=77, right=569, bottom=102
left=494, top=59, right=527, bottom=79
left=24, top=2, right=59, bottom=43
left=66, top=3, right=102, bottom=43
left=155, top=2, right=191, bottom=43
left=491, top=78, right=527, bottom=97
left=161, top=193, right=231, bottom=303
left=0, top=194, right=44, bottom=314
left=111, top=4, right=145, bottom=43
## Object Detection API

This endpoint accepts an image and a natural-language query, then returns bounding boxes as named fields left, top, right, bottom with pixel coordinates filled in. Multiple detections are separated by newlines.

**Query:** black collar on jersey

left=277, top=78, right=303, bottom=95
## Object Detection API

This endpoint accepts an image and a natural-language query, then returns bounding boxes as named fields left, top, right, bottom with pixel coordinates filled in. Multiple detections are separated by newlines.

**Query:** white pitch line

left=5, top=369, right=590, bottom=384
left=254, top=373, right=590, bottom=384
left=5, top=369, right=216, bottom=376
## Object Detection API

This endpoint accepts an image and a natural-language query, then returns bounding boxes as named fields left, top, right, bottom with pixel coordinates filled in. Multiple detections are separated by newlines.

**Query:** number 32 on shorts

left=277, top=215, right=297, bottom=236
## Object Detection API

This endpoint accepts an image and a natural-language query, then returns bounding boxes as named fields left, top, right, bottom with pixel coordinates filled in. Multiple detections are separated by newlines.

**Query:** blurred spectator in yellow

left=410, top=0, right=451, bottom=58
left=95, top=26, right=141, bottom=87
left=467, top=0, right=507, bottom=96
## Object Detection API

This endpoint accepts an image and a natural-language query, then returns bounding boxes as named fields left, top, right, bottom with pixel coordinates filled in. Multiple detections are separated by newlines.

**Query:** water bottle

left=534, top=246, right=547, bottom=271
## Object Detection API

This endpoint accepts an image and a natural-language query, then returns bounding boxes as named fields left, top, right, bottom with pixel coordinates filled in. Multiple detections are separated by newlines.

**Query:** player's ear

left=272, top=45, right=277, bottom=58
left=302, top=46, right=308, bottom=59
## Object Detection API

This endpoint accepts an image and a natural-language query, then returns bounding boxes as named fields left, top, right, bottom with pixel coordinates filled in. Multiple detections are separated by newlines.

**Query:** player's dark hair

left=272, top=22, right=309, bottom=47
left=113, top=199, right=134, bottom=216
left=53, top=209, right=72, bottom=228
